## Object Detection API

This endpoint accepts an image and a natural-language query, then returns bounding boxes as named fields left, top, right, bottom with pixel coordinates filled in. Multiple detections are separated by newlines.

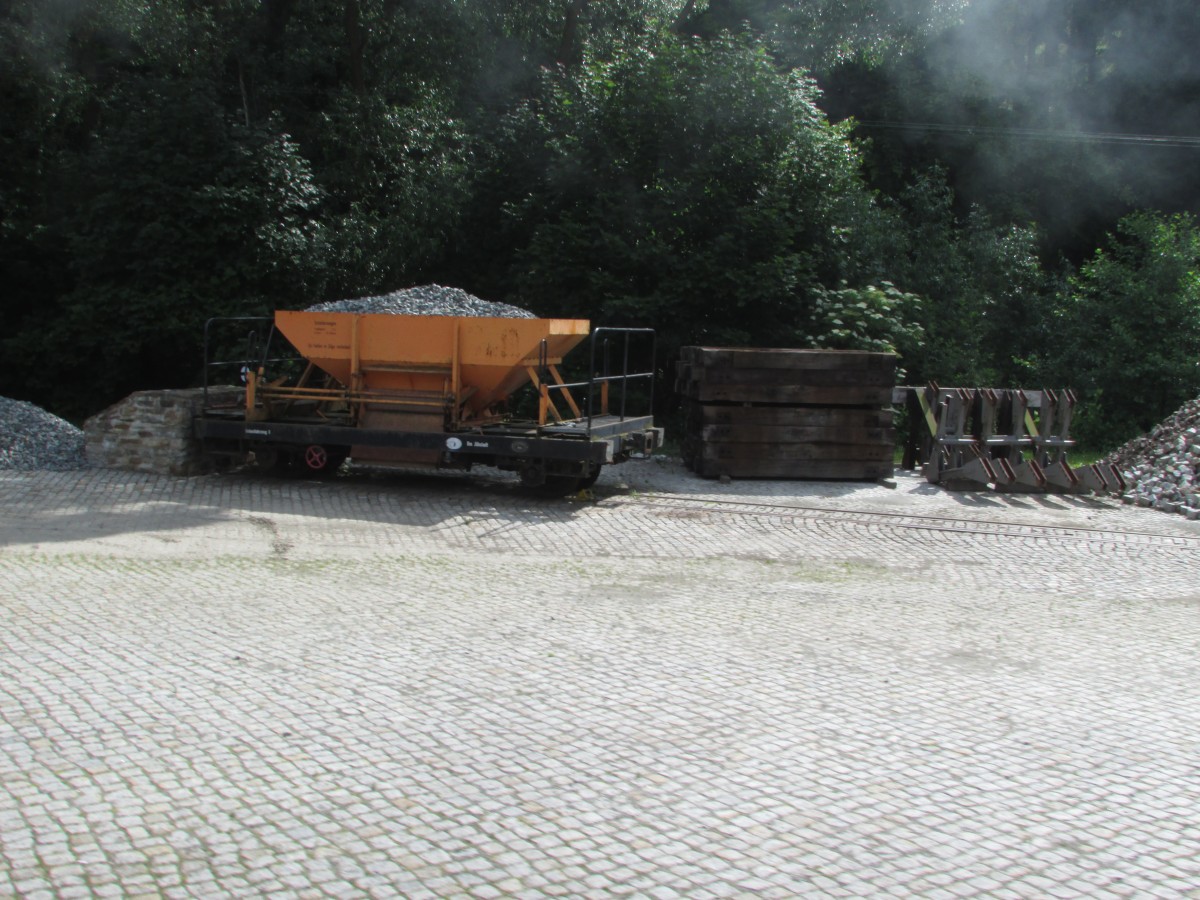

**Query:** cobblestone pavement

left=2, top=460, right=1199, bottom=899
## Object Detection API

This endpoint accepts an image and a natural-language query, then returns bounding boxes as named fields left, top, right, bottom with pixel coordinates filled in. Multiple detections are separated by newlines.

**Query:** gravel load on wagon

left=0, top=397, right=88, bottom=471
left=1101, top=395, right=1200, bottom=518
left=306, top=284, right=537, bottom=318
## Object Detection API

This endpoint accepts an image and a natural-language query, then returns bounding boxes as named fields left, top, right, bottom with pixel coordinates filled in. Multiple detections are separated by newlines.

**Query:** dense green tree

left=312, top=88, right=473, bottom=298
left=10, top=82, right=326, bottom=418
left=495, top=32, right=897, bottom=355
left=805, top=282, right=924, bottom=363
left=825, top=0, right=1200, bottom=260
left=677, top=0, right=968, bottom=69
left=1045, top=212, right=1200, bottom=448
left=0, top=0, right=327, bottom=416
left=1, top=0, right=1196, bottom=441
left=0, top=0, right=95, bottom=346
left=879, top=168, right=1048, bottom=386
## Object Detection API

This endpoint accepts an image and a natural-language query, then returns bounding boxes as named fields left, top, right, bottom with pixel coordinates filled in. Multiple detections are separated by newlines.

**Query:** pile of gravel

left=1101, top=396, right=1200, bottom=519
left=306, top=284, right=536, bottom=318
left=0, top=397, right=88, bottom=471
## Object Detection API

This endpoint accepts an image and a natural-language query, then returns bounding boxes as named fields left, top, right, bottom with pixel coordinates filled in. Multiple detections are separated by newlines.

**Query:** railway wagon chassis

left=195, top=311, right=662, bottom=492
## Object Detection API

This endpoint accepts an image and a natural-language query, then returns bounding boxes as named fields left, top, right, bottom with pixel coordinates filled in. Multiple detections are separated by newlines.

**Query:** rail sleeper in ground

left=195, top=311, right=663, bottom=493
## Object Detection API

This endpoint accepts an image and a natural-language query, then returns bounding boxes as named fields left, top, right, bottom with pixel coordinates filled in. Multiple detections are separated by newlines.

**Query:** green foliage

left=499, top=31, right=886, bottom=361
left=834, top=0, right=1200, bottom=261
left=0, top=0, right=94, bottom=334
left=6, top=77, right=327, bottom=417
left=878, top=168, right=1049, bottom=385
left=805, top=282, right=924, bottom=361
left=681, top=0, right=969, bottom=70
left=1045, top=211, right=1200, bottom=448
left=1, top=0, right=1197, bottom=438
left=313, top=89, right=473, bottom=297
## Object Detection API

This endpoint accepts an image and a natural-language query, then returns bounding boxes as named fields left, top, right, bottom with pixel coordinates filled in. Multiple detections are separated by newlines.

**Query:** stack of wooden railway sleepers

left=676, top=347, right=897, bottom=480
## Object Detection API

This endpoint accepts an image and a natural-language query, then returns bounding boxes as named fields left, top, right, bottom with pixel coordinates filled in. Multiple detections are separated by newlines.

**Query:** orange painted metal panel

left=274, top=311, right=589, bottom=415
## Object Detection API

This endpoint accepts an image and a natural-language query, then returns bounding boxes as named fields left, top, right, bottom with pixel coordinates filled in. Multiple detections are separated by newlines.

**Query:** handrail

left=588, top=327, right=656, bottom=433
left=202, top=317, right=273, bottom=405
left=535, top=327, right=655, bottom=435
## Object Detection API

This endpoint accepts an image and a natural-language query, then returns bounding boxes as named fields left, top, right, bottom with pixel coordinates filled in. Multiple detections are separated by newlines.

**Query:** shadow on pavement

left=0, top=465, right=598, bottom=548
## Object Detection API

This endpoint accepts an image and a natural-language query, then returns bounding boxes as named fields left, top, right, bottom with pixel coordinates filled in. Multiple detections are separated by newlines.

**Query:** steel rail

left=607, top=492, right=1200, bottom=547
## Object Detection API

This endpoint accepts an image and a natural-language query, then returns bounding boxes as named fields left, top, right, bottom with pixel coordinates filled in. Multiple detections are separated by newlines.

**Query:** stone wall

left=85, top=387, right=243, bottom=476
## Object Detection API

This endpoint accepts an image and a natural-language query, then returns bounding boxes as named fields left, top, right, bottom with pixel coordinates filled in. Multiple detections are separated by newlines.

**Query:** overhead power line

left=851, top=120, right=1200, bottom=149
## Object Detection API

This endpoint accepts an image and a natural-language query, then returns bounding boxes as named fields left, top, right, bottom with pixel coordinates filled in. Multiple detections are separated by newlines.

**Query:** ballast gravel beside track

left=0, top=396, right=87, bottom=471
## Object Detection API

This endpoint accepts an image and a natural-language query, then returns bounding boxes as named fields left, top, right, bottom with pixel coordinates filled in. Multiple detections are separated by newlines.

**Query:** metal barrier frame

left=896, top=385, right=1125, bottom=494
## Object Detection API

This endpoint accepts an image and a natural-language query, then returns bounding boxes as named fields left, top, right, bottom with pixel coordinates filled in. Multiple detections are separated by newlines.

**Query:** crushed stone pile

left=1101, top=396, right=1200, bottom=519
left=0, top=397, right=88, bottom=471
left=306, top=284, right=536, bottom=318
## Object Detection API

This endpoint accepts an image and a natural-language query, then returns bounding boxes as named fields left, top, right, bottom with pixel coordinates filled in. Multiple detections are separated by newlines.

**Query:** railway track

left=610, top=490, right=1200, bottom=549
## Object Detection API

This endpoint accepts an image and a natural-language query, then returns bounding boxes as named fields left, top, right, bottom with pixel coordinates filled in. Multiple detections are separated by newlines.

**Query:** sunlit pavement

left=2, top=462, right=1199, bottom=898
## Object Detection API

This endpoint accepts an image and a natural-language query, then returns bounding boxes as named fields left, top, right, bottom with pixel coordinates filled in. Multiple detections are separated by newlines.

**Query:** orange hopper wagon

left=195, top=310, right=662, bottom=491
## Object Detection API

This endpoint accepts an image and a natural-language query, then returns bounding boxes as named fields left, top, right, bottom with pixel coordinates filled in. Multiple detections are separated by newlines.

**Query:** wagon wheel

left=579, top=462, right=602, bottom=489
left=250, top=446, right=299, bottom=476
left=304, top=444, right=329, bottom=471
left=250, top=446, right=281, bottom=473
left=520, top=462, right=581, bottom=495
left=301, top=444, right=347, bottom=477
